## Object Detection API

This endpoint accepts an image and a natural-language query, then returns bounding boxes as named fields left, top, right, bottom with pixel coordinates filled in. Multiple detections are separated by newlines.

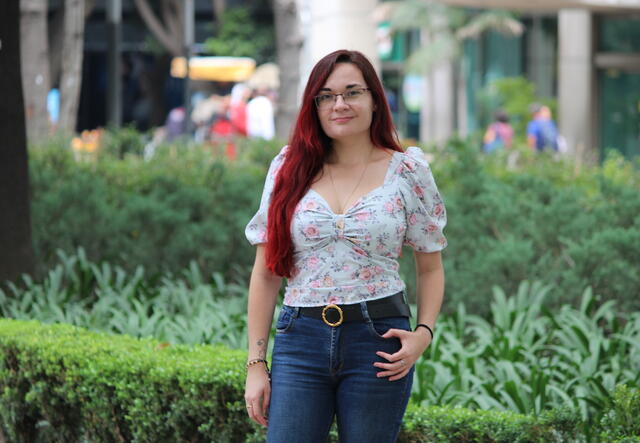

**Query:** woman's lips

left=333, top=117, right=353, bottom=123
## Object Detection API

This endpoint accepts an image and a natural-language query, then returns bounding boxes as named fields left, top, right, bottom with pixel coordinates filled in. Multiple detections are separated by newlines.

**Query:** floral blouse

left=245, top=146, right=447, bottom=307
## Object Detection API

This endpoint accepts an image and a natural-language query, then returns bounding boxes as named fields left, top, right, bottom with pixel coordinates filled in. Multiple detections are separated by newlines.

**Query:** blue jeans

left=266, top=303, right=414, bottom=443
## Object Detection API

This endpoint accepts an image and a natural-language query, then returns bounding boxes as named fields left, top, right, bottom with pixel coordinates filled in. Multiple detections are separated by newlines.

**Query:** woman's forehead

left=322, top=63, right=366, bottom=90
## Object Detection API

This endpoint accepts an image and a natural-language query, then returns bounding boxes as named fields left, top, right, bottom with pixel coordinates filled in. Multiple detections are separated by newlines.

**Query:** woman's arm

left=245, top=244, right=282, bottom=427
left=374, top=250, right=444, bottom=381
left=414, top=250, right=445, bottom=335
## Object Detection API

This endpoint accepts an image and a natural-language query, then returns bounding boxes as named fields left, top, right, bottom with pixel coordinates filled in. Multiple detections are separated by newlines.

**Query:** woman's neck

left=329, top=138, right=376, bottom=166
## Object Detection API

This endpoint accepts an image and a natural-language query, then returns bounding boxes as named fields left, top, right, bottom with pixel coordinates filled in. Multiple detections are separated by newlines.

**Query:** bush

left=600, top=385, right=640, bottom=441
left=29, top=136, right=282, bottom=281
left=432, top=140, right=640, bottom=313
left=0, top=319, right=582, bottom=443
left=27, top=129, right=640, bottom=313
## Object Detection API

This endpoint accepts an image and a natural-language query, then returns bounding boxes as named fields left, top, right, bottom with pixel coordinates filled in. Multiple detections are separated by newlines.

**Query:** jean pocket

left=275, top=306, right=296, bottom=333
left=367, top=316, right=410, bottom=340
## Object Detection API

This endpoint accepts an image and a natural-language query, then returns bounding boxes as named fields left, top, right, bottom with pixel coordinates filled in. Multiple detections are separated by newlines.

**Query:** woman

left=244, top=49, right=447, bottom=443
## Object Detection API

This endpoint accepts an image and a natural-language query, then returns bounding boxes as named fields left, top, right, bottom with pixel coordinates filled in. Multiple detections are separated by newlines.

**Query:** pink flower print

left=342, top=264, right=350, bottom=272
left=291, top=288, right=300, bottom=300
left=427, top=223, right=439, bottom=233
left=404, top=160, right=416, bottom=172
left=258, top=228, right=267, bottom=242
left=413, top=185, right=424, bottom=198
left=366, top=284, right=376, bottom=294
left=395, top=164, right=404, bottom=174
left=395, top=197, right=404, bottom=210
left=304, top=224, right=319, bottom=237
left=323, top=275, right=334, bottom=287
left=438, top=237, right=447, bottom=246
left=306, top=256, right=320, bottom=268
left=304, top=200, right=318, bottom=211
left=374, top=266, right=383, bottom=275
left=384, top=201, right=395, bottom=214
left=310, top=279, right=322, bottom=288
left=327, top=295, right=339, bottom=304
left=434, top=203, right=444, bottom=217
left=408, top=213, right=418, bottom=225
left=353, top=246, right=367, bottom=256
left=358, top=268, right=373, bottom=280
left=355, top=211, right=371, bottom=222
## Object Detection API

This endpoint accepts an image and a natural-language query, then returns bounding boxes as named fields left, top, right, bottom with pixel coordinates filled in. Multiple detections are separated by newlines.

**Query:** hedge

left=28, top=134, right=640, bottom=315
left=0, top=319, right=584, bottom=442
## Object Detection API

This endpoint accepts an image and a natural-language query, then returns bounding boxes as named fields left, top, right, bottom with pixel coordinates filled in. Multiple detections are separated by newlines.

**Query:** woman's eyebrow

left=319, top=83, right=362, bottom=92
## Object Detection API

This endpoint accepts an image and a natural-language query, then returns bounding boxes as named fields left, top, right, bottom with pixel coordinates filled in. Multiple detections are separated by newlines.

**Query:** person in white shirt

left=246, top=89, right=275, bottom=140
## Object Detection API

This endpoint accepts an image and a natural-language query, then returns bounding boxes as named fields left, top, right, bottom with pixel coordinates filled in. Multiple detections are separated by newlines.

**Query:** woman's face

left=316, top=63, right=375, bottom=142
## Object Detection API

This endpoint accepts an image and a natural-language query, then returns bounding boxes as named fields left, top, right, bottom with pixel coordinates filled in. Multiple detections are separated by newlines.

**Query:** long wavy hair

left=265, top=50, right=402, bottom=277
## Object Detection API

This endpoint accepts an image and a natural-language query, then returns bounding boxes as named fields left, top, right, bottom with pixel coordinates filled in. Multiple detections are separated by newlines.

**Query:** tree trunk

left=57, top=0, right=86, bottom=134
left=0, top=0, right=36, bottom=282
left=21, top=0, right=51, bottom=143
left=212, top=0, right=226, bottom=23
left=274, top=0, right=302, bottom=140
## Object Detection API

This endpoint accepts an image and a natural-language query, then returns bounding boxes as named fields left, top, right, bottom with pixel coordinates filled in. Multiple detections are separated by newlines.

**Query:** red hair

left=265, top=50, right=402, bottom=277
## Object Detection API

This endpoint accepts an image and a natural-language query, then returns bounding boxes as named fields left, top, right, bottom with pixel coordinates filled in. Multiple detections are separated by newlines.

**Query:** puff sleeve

left=244, top=146, right=288, bottom=245
left=399, top=146, right=447, bottom=252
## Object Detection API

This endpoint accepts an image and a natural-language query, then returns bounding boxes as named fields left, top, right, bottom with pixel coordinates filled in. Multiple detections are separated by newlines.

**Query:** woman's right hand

left=244, top=364, right=271, bottom=427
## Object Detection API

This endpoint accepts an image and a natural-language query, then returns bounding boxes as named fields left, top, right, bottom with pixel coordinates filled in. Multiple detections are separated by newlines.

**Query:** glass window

left=599, top=69, right=640, bottom=160
left=598, top=16, right=640, bottom=53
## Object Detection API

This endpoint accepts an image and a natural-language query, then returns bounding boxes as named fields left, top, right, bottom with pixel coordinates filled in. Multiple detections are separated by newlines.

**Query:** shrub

left=0, top=319, right=582, bottom=443
left=600, top=385, right=640, bottom=441
left=27, top=129, right=640, bottom=313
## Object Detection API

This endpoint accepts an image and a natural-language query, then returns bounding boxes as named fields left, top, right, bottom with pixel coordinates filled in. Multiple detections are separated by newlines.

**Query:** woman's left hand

left=373, top=328, right=432, bottom=381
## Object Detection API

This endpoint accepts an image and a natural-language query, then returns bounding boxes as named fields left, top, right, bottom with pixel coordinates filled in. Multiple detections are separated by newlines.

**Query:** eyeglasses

left=314, top=88, right=370, bottom=109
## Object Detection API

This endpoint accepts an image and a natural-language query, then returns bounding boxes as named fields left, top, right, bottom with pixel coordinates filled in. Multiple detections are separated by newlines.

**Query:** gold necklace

left=327, top=148, right=374, bottom=214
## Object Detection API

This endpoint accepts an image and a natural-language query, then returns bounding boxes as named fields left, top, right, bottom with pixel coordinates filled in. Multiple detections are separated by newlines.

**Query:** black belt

left=293, top=292, right=411, bottom=327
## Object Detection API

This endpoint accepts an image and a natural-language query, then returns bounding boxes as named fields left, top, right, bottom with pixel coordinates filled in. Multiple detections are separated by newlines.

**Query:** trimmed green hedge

left=0, top=319, right=584, bottom=442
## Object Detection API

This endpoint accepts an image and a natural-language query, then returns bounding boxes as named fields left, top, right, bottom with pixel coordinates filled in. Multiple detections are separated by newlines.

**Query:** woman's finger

left=252, top=401, right=268, bottom=427
left=375, top=358, right=412, bottom=377
left=376, top=350, right=408, bottom=363
left=388, top=368, right=411, bottom=381
left=381, top=328, right=408, bottom=339
left=262, top=387, right=271, bottom=423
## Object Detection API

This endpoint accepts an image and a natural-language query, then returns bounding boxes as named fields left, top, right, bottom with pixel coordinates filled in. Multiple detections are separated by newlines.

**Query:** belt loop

left=359, top=301, right=373, bottom=322
left=292, top=306, right=300, bottom=318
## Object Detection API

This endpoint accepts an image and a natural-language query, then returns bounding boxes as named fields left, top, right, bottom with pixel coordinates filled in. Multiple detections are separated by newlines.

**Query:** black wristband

left=415, top=323, right=434, bottom=340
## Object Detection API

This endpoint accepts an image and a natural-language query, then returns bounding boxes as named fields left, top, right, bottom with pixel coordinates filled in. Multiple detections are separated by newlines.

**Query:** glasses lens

left=316, top=94, right=333, bottom=108
left=344, top=89, right=364, bottom=100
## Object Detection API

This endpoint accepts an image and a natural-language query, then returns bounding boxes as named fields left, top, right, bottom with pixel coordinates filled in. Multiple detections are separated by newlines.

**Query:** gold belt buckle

left=322, top=304, right=344, bottom=327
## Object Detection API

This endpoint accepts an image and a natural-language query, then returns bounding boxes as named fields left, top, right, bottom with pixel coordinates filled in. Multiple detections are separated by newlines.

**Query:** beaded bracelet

left=246, top=358, right=269, bottom=370
left=246, top=358, right=271, bottom=381
left=415, top=323, right=434, bottom=340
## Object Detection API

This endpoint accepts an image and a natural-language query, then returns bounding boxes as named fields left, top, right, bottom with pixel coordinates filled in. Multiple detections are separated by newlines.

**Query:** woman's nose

left=333, top=94, right=349, bottom=109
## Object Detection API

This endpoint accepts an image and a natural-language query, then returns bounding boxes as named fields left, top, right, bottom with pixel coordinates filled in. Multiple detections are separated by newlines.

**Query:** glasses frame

left=314, top=87, right=371, bottom=109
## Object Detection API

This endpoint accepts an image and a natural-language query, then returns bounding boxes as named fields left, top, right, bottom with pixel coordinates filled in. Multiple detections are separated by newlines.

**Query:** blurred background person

left=246, top=88, right=275, bottom=140
left=229, top=83, right=250, bottom=137
left=482, top=109, right=513, bottom=153
left=527, top=103, right=559, bottom=153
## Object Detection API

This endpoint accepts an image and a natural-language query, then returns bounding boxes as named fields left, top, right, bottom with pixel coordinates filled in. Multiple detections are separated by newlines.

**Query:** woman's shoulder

left=394, top=146, right=432, bottom=176
left=266, top=145, right=289, bottom=178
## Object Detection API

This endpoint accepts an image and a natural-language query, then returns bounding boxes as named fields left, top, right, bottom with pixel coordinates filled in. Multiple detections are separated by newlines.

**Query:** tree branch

left=133, top=0, right=181, bottom=56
